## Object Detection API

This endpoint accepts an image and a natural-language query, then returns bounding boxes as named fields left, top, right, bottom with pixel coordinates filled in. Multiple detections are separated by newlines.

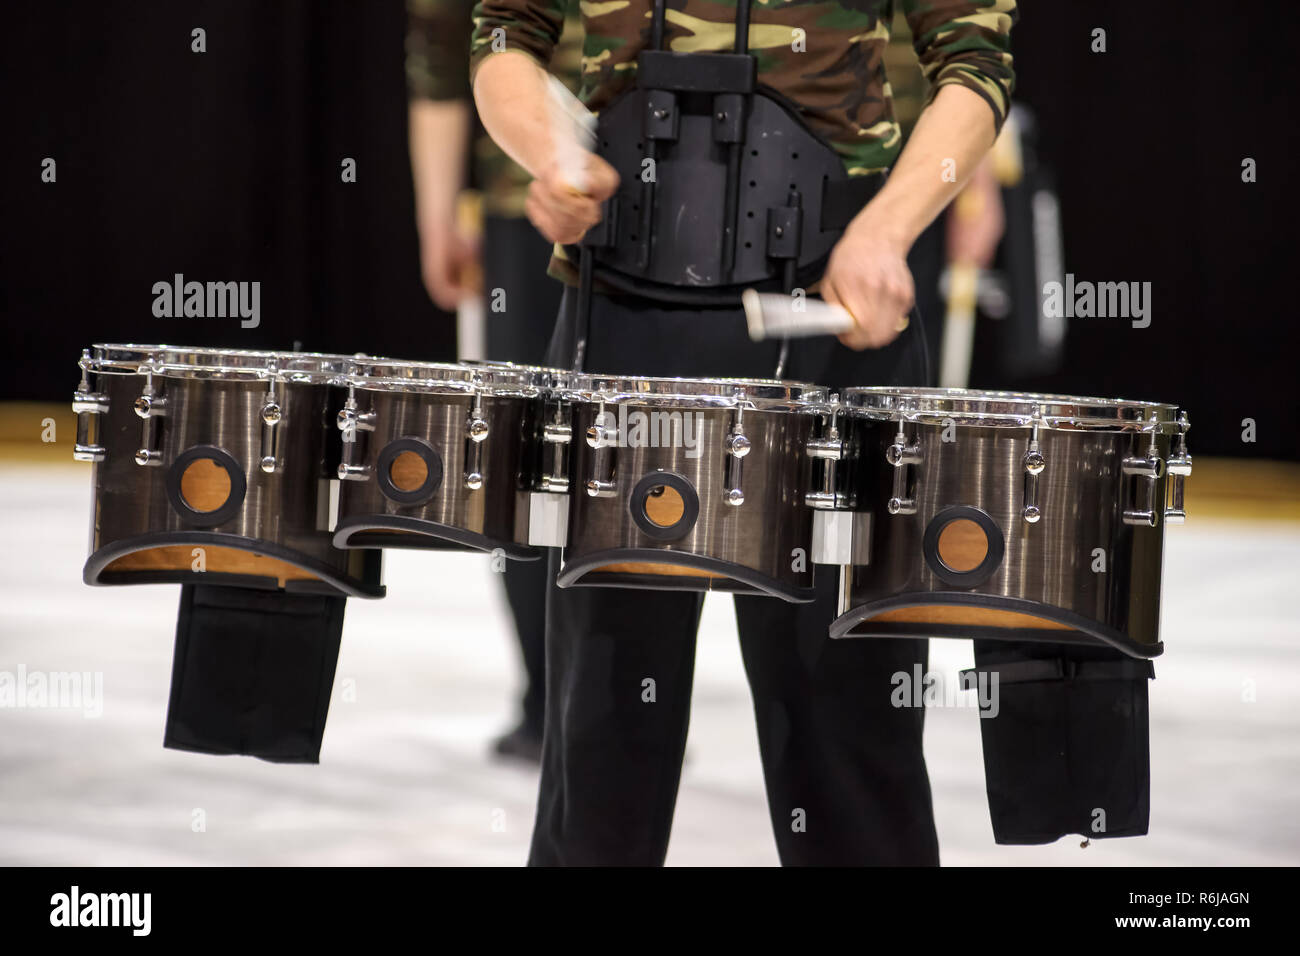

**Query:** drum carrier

left=568, top=0, right=885, bottom=365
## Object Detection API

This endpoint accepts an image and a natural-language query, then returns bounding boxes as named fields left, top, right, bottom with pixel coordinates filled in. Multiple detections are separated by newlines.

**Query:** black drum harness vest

left=569, top=0, right=887, bottom=372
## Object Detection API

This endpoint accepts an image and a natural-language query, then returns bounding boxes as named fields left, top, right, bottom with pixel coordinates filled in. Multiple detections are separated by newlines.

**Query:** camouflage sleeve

left=902, top=0, right=1017, bottom=131
left=406, top=0, right=475, bottom=101
left=468, top=0, right=567, bottom=82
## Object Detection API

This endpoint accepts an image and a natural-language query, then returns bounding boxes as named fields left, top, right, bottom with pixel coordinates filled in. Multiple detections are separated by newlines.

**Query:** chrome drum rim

left=344, top=356, right=555, bottom=396
left=842, top=386, right=1181, bottom=432
left=88, top=344, right=351, bottom=384
left=561, top=374, right=829, bottom=411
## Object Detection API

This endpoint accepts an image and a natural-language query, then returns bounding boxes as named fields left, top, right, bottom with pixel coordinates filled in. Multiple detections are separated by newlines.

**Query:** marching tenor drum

left=550, top=375, right=835, bottom=602
left=72, top=344, right=384, bottom=596
left=825, top=387, right=1192, bottom=658
left=331, top=357, right=562, bottom=558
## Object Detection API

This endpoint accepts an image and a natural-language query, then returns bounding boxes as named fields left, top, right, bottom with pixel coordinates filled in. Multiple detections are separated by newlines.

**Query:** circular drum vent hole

left=630, top=472, right=699, bottom=542
left=644, top=484, right=686, bottom=528
left=936, top=518, right=988, bottom=572
left=179, top=457, right=232, bottom=513
left=166, top=445, right=247, bottom=527
left=922, top=506, right=1004, bottom=589
left=388, top=450, right=429, bottom=493
left=376, top=437, right=443, bottom=505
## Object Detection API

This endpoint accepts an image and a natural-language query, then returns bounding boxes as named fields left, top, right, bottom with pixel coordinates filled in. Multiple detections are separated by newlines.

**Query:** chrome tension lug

left=538, top=400, right=573, bottom=496
left=464, top=385, right=490, bottom=491
left=133, top=370, right=166, bottom=467
left=1022, top=409, right=1046, bottom=524
left=885, top=411, right=921, bottom=516
left=585, top=398, right=618, bottom=497
left=336, top=386, right=375, bottom=481
left=723, top=395, right=747, bottom=507
left=72, top=350, right=109, bottom=462
left=260, top=364, right=282, bottom=474
left=586, top=478, right=617, bottom=498
left=1122, top=421, right=1165, bottom=527
left=1165, top=411, right=1192, bottom=524
left=806, top=397, right=847, bottom=511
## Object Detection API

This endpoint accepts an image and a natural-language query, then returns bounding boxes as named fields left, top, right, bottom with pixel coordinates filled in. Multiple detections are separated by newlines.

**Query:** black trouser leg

left=735, top=574, right=940, bottom=865
left=164, top=584, right=346, bottom=763
left=528, top=550, right=704, bottom=866
left=483, top=215, right=563, bottom=734
left=970, top=640, right=1154, bottom=844
left=500, top=556, right=551, bottom=733
left=533, top=286, right=934, bottom=864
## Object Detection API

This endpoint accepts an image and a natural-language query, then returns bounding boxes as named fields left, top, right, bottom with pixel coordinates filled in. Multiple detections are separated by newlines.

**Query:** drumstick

left=546, top=76, right=597, bottom=195
left=938, top=262, right=978, bottom=388
left=742, top=290, right=856, bottom=341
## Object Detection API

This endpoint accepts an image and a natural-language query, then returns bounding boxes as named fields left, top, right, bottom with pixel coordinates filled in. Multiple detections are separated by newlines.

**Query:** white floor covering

left=1, top=462, right=1296, bottom=866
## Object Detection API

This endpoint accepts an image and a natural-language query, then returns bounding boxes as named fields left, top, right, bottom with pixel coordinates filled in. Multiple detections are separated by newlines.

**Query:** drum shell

left=834, top=416, right=1171, bottom=656
left=559, top=401, right=818, bottom=601
left=86, top=374, right=382, bottom=596
left=333, top=390, right=542, bottom=557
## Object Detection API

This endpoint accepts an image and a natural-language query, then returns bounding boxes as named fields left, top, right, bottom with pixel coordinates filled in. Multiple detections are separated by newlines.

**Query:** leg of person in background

left=481, top=214, right=563, bottom=761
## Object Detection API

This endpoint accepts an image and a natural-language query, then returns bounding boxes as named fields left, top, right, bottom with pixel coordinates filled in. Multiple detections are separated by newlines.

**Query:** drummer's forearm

left=408, top=99, right=470, bottom=224
left=852, top=84, right=998, bottom=253
left=472, top=51, right=556, bottom=180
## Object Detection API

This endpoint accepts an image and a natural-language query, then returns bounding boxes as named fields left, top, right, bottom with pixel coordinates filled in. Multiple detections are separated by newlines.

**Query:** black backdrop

left=2, top=0, right=1296, bottom=459
left=1, top=0, right=453, bottom=377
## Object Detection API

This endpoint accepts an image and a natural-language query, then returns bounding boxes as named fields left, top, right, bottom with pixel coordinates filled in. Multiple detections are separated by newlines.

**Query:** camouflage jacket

left=469, top=0, right=1016, bottom=178
left=407, top=0, right=583, bottom=217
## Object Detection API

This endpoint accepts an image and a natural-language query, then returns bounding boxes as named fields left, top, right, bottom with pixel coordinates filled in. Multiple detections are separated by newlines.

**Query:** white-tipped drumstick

left=546, top=76, right=597, bottom=194
left=938, top=262, right=978, bottom=388
left=742, top=289, right=857, bottom=341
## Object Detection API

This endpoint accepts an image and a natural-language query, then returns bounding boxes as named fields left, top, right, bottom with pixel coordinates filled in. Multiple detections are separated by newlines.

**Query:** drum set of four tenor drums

left=72, top=344, right=1192, bottom=660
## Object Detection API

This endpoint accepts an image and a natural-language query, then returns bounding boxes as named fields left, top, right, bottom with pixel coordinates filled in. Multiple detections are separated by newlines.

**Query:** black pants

left=482, top=215, right=562, bottom=733
left=161, top=217, right=558, bottom=760
left=530, top=284, right=939, bottom=865
left=164, top=584, right=346, bottom=763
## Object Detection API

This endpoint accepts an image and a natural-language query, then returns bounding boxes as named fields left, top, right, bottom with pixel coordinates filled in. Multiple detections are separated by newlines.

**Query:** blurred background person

left=406, top=0, right=583, bottom=761
left=884, top=12, right=1008, bottom=382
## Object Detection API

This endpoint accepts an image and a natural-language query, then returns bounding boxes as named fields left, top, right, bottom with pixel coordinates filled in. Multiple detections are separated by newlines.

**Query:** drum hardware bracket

left=809, top=404, right=868, bottom=567
left=1164, top=411, right=1192, bottom=524
left=528, top=491, right=570, bottom=548
left=336, top=385, right=376, bottom=481
left=805, top=398, right=848, bottom=510
left=1121, top=425, right=1165, bottom=527
left=132, top=370, right=167, bottom=467
left=885, top=414, right=922, bottom=516
left=835, top=566, right=853, bottom=617
left=723, top=395, right=749, bottom=506
left=259, top=362, right=283, bottom=474
left=1022, top=409, right=1046, bottom=523
left=812, top=511, right=860, bottom=567
left=585, top=397, right=618, bottom=498
left=464, top=383, right=490, bottom=491
left=540, top=401, right=572, bottom=494
left=72, top=349, right=109, bottom=462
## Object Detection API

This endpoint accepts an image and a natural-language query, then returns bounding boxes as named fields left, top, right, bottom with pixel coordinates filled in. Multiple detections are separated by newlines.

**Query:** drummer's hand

left=822, top=222, right=916, bottom=351
left=525, top=155, right=620, bottom=245
left=417, top=213, right=480, bottom=312
left=945, top=155, right=1005, bottom=268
